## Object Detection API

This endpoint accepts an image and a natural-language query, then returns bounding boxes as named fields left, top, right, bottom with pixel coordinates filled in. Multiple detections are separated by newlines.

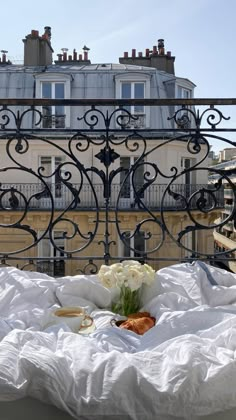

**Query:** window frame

left=37, top=230, right=65, bottom=277
left=39, top=155, right=65, bottom=199
left=120, top=155, right=144, bottom=201
left=115, top=72, right=151, bottom=128
left=118, top=230, right=146, bottom=259
left=34, top=73, right=71, bottom=129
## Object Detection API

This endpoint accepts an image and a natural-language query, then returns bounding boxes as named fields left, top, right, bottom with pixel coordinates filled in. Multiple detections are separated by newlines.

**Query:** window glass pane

left=42, top=83, right=52, bottom=127
left=134, top=231, right=145, bottom=257
left=121, top=83, right=131, bottom=99
left=121, top=231, right=145, bottom=258
left=177, top=86, right=182, bottom=98
left=134, top=158, right=144, bottom=190
left=123, top=231, right=131, bottom=257
left=134, top=83, right=144, bottom=113
left=183, top=89, right=190, bottom=99
left=134, top=83, right=144, bottom=99
left=121, top=83, right=131, bottom=113
left=55, top=83, right=65, bottom=99
left=55, top=105, right=64, bottom=116
left=42, top=83, right=52, bottom=98
left=40, top=237, right=51, bottom=257
left=55, top=156, right=63, bottom=195
left=55, top=105, right=65, bottom=128
left=120, top=157, right=130, bottom=198
left=42, top=106, right=52, bottom=128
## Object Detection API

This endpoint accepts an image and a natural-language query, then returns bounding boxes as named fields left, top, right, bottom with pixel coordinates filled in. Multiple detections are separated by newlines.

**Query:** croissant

left=120, top=316, right=156, bottom=335
left=127, top=311, right=150, bottom=319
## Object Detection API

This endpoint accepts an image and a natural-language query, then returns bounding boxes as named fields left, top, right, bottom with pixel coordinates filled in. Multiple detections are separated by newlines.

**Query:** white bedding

left=1, top=262, right=236, bottom=419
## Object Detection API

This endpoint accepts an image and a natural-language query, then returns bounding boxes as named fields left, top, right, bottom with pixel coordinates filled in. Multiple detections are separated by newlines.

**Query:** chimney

left=0, top=50, right=11, bottom=65
left=1, top=50, right=7, bottom=63
left=23, top=26, right=54, bottom=66
left=119, top=38, right=175, bottom=74
left=54, top=46, right=91, bottom=65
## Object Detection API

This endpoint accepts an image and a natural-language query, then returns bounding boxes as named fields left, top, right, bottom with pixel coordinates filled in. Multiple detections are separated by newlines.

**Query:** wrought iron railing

left=0, top=183, right=224, bottom=210
left=0, top=98, right=234, bottom=274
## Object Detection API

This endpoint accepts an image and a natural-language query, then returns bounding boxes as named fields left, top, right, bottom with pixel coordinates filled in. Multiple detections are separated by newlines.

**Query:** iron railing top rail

left=0, top=98, right=236, bottom=106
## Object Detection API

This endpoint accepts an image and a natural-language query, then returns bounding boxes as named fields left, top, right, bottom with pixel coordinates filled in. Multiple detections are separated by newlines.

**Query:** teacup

left=52, top=306, right=93, bottom=333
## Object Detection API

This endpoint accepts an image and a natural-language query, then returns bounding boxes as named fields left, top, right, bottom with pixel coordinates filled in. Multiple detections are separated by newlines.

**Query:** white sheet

left=0, top=263, right=236, bottom=419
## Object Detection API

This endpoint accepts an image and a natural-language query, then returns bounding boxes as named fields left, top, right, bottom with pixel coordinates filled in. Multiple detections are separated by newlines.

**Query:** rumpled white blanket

left=1, top=262, right=236, bottom=419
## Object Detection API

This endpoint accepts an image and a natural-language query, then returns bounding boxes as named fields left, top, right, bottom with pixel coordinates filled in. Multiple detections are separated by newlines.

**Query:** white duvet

left=1, top=262, right=236, bottom=419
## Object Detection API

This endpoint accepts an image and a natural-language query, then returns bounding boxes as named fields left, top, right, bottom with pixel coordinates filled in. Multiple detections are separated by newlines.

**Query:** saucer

left=78, top=320, right=96, bottom=335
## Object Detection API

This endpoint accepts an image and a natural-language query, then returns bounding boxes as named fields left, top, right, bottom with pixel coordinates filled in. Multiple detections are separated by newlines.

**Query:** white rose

left=98, top=265, right=116, bottom=288
left=122, top=260, right=141, bottom=267
left=124, top=265, right=144, bottom=291
left=111, top=263, right=126, bottom=287
left=141, top=264, right=155, bottom=285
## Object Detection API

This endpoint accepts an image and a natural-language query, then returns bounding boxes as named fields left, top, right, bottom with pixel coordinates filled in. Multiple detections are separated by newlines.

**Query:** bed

left=1, top=262, right=236, bottom=419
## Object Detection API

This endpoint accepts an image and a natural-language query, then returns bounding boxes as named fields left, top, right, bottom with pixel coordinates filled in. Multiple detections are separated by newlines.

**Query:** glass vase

left=112, top=285, right=141, bottom=316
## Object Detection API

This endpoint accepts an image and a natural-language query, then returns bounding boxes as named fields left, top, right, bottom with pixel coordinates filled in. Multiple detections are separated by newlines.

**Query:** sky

left=1, top=0, right=236, bottom=153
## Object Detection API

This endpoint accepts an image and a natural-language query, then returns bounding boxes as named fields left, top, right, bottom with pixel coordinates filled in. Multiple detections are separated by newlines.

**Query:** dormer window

left=175, top=78, right=195, bottom=129
left=115, top=72, right=151, bottom=128
left=42, top=82, right=65, bottom=128
left=35, top=73, right=71, bottom=129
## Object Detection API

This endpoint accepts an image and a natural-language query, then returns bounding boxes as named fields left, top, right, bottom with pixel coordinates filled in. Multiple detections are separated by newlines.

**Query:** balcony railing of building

left=0, top=183, right=224, bottom=211
left=0, top=98, right=234, bottom=274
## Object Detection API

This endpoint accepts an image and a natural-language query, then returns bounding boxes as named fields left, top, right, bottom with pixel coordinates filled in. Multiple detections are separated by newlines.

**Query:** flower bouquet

left=98, top=260, right=155, bottom=316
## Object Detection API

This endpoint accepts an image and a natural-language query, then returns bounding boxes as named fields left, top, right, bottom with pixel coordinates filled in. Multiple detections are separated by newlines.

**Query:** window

left=35, top=73, right=71, bottom=129
left=181, top=157, right=196, bottom=197
left=37, top=230, right=65, bottom=277
left=120, top=156, right=144, bottom=204
left=177, top=86, right=191, bottom=100
left=115, top=72, right=151, bottom=128
left=40, top=156, right=64, bottom=199
left=42, top=82, right=65, bottom=128
left=121, top=82, right=145, bottom=114
left=175, top=79, right=195, bottom=129
left=120, top=230, right=146, bottom=259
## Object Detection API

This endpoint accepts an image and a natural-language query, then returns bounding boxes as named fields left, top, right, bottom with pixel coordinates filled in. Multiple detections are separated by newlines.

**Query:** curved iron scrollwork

left=0, top=101, right=234, bottom=273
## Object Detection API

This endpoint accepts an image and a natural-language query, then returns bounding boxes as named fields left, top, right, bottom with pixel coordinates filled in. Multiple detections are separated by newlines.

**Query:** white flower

left=124, top=265, right=144, bottom=291
left=98, top=265, right=116, bottom=288
left=122, top=260, right=141, bottom=267
left=98, top=261, right=155, bottom=291
left=111, top=263, right=127, bottom=287
left=141, top=264, right=155, bottom=285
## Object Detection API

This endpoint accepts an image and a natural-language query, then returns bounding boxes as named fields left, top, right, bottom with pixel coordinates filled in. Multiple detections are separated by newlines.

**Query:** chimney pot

left=132, top=49, right=136, bottom=58
left=57, top=54, right=63, bottom=61
left=138, top=52, right=143, bottom=57
left=124, top=51, right=128, bottom=58
left=84, top=51, right=88, bottom=60
left=167, top=51, right=171, bottom=57
left=152, top=45, right=158, bottom=55
left=145, top=48, right=150, bottom=57
left=31, top=30, right=39, bottom=37
left=68, top=54, right=72, bottom=61
left=61, top=48, right=68, bottom=61
left=1, top=50, right=8, bottom=63
left=73, top=49, right=77, bottom=60
left=44, top=26, right=51, bottom=41
left=79, top=54, right=83, bottom=60
left=158, top=39, right=165, bottom=55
